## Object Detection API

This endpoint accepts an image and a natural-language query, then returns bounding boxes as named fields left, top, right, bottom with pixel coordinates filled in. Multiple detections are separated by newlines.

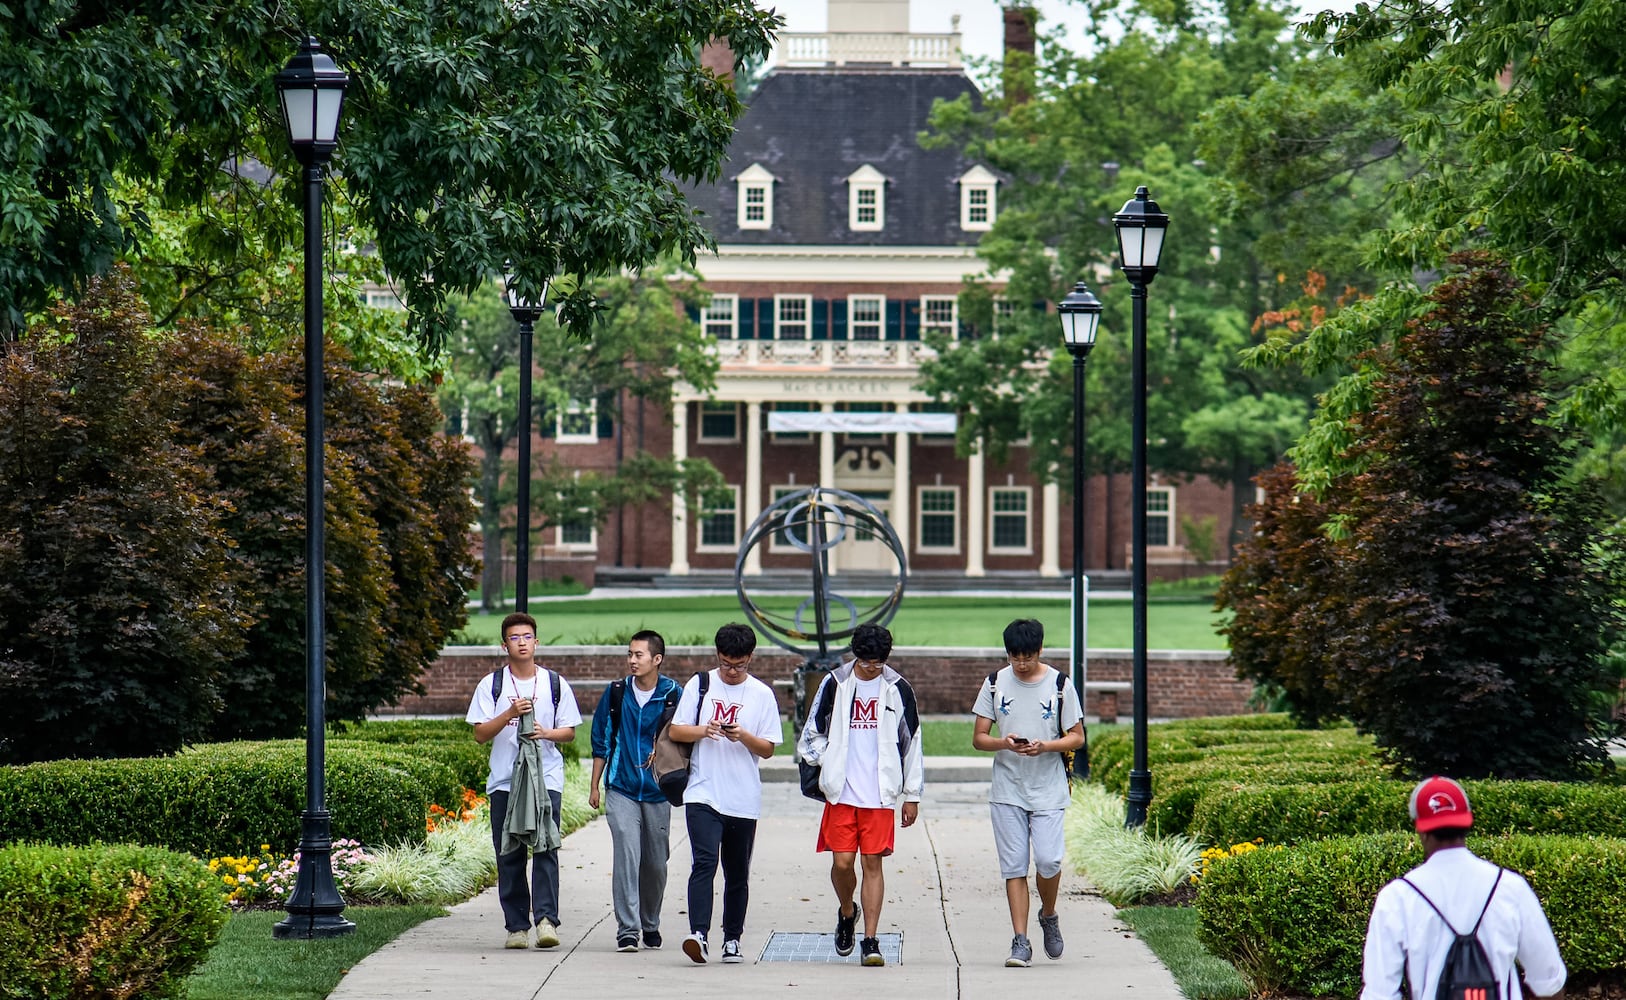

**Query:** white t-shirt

left=631, top=682, right=656, bottom=708
left=972, top=665, right=1083, bottom=812
left=466, top=667, right=583, bottom=795
left=674, top=669, right=782, bottom=819
left=836, top=675, right=884, bottom=808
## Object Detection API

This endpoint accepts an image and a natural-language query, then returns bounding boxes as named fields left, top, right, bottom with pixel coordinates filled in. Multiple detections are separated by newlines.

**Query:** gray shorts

left=990, top=802, right=1066, bottom=880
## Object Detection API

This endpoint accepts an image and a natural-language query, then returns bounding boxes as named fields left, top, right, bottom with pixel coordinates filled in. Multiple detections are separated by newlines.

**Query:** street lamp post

left=1058, top=281, right=1103, bottom=780
left=1112, top=186, right=1169, bottom=828
left=504, top=273, right=549, bottom=614
left=273, top=37, right=354, bottom=939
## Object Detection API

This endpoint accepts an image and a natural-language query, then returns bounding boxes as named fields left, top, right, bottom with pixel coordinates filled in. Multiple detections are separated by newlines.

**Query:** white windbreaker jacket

left=796, top=662, right=924, bottom=806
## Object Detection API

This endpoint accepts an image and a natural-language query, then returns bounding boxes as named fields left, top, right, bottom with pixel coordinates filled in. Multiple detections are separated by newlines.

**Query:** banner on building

left=766, top=411, right=958, bottom=434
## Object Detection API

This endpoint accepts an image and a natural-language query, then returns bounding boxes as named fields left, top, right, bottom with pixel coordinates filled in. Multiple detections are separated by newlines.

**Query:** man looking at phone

left=667, top=622, right=781, bottom=965
left=972, top=618, right=1085, bottom=968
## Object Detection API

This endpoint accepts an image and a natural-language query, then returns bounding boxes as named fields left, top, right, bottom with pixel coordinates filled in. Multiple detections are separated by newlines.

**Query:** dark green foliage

left=1217, top=461, right=1344, bottom=727
left=1193, top=780, right=1626, bottom=847
left=0, top=270, right=249, bottom=763
left=331, top=721, right=493, bottom=793
left=0, top=842, right=228, bottom=1000
left=1323, top=256, right=1624, bottom=777
left=0, top=742, right=446, bottom=858
left=1196, top=833, right=1626, bottom=997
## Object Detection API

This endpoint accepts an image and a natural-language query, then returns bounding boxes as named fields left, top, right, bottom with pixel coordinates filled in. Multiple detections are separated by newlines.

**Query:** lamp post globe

left=1112, top=186, right=1169, bottom=828
left=503, top=269, right=550, bottom=614
left=273, top=36, right=355, bottom=940
left=1058, top=280, right=1102, bottom=780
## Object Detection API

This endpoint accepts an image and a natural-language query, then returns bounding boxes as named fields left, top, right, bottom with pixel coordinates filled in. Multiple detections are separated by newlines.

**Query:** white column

left=1040, top=481, right=1061, bottom=577
left=670, top=399, right=690, bottom=575
left=820, top=402, right=838, bottom=574
left=966, top=446, right=986, bottom=577
left=743, top=401, right=763, bottom=576
left=893, top=403, right=911, bottom=562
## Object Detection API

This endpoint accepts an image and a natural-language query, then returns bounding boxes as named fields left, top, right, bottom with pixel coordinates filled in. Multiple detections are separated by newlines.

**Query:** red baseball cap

left=1409, top=776, right=1473, bottom=833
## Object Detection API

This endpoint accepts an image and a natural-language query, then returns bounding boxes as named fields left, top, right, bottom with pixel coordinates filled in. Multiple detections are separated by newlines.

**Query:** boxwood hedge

left=0, top=842, right=227, bottom=1000
left=1196, top=833, right=1626, bottom=998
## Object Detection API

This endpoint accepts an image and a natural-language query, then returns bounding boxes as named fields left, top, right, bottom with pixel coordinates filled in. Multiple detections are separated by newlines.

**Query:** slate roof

left=684, top=68, right=989, bottom=247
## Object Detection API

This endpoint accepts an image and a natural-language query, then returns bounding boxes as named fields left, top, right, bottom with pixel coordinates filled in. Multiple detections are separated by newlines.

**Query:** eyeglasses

left=504, top=633, right=535, bottom=644
left=717, top=655, right=752, bottom=671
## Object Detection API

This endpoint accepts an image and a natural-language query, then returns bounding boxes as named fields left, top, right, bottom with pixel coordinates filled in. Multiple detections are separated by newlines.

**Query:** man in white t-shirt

left=972, top=618, right=1085, bottom=969
left=467, top=612, right=582, bottom=951
left=1361, top=776, right=1566, bottom=1000
left=796, top=623, right=923, bottom=967
left=668, top=622, right=781, bottom=965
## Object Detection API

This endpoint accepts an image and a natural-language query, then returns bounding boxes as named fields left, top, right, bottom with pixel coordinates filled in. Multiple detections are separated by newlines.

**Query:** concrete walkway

left=327, top=760, right=1182, bottom=1000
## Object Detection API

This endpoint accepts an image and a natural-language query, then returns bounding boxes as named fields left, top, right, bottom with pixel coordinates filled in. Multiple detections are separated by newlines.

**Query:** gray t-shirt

left=972, top=665, right=1083, bottom=812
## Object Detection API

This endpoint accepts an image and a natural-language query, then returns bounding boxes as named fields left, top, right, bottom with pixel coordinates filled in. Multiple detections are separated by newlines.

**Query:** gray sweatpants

left=604, top=788, right=672, bottom=939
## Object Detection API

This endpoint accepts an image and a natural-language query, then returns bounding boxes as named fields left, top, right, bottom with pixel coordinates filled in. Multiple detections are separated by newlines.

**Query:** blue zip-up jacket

left=590, top=674, right=680, bottom=803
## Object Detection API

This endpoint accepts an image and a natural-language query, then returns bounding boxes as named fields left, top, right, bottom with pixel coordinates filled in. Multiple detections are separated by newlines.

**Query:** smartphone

left=1010, top=736, right=1030, bottom=745
left=720, top=722, right=738, bottom=731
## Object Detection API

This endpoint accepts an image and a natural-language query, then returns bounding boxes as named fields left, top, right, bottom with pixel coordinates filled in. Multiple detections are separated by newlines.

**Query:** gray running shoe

left=1039, top=911, right=1064, bottom=959
left=1006, top=933, right=1033, bottom=968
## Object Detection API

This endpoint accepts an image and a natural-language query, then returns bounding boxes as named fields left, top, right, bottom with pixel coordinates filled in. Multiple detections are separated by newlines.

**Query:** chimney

left=1003, top=6, right=1037, bottom=104
left=701, top=38, right=735, bottom=87
left=1004, top=6, right=1037, bottom=58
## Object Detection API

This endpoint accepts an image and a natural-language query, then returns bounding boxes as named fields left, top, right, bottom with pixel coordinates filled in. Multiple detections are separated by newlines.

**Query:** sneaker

left=534, top=919, right=560, bottom=949
left=683, top=931, right=708, bottom=964
left=1006, top=933, right=1033, bottom=968
left=616, top=934, right=639, bottom=953
left=721, top=938, right=743, bottom=964
left=504, top=930, right=529, bottom=949
left=1038, top=911, right=1064, bottom=960
left=834, top=902, right=860, bottom=957
left=643, top=930, right=663, bottom=950
left=860, top=936, right=885, bottom=967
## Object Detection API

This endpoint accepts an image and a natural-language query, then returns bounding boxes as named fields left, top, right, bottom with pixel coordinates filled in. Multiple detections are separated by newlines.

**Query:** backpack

left=1400, top=870, right=1504, bottom=1000
left=488, top=667, right=561, bottom=713
left=799, top=670, right=920, bottom=801
left=987, top=667, right=1086, bottom=781
left=643, top=670, right=710, bottom=806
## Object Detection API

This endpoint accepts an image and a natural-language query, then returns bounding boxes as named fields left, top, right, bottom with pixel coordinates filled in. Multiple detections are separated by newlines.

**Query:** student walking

left=797, top=622, right=923, bottom=967
left=589, top=629, right=681, bottom=952
left=971, top=618, right=1085, bottom=968
left=467, top=612, right=582, bottom=950
left=668, top=623, right=781, bottom=965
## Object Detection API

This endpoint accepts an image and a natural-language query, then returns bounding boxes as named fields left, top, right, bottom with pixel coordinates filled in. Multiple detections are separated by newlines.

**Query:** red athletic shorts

left=816, top=802, right=895, bottom=856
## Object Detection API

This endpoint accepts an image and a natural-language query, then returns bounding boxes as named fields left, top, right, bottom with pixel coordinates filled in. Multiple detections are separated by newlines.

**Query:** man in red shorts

left=796, top=623, right=924, bottom=966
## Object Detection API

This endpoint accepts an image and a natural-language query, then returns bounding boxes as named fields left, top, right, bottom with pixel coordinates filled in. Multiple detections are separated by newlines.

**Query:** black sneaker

left=643, top=930, right=662, bottom=950
left=860, top=936, right=885, bottom=967
left=616, top=934, right=639, bottom=952
left=834, top=903, right=860, bottom=957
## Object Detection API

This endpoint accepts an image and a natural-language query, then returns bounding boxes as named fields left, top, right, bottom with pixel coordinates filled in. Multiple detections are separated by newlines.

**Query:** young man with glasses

left=667, top=622, right=781, bottom=965
left=796, top=622, right=923, bottom=967
left=972, top=618, right=1085, bottom=968
left=468, top=612, right=582, bottom=951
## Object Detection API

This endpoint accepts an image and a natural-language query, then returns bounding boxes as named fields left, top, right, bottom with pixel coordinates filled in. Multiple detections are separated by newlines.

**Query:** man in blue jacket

left=590, top=629, right=681, bottom=953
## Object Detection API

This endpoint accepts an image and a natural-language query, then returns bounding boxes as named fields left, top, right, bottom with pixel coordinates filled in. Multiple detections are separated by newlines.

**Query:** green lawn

left=457, top=594, right=1226, bottom=649
left=1115, top=905, right=1250, bottom=1000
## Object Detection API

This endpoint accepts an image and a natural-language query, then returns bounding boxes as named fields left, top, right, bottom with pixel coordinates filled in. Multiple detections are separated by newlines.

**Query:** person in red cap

left=1360, top=776, right=1567, bottom=1000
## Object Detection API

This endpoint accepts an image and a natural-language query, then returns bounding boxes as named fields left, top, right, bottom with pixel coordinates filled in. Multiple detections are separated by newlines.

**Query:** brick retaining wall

left=382, top=646, right=1252, bottom=720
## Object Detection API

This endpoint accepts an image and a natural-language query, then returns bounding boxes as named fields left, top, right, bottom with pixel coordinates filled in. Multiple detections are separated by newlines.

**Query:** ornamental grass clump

left=1067, top=783, right=1203, bottom=905
left=349, top=800, right=495, bottom=905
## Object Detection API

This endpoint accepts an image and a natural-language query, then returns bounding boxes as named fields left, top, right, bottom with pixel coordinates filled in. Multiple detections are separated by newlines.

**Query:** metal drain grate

left=759, top=931, right=903, bottom=964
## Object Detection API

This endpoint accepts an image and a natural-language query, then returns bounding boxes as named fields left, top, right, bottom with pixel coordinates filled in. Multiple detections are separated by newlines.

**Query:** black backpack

left=1400, top=870, right=1503, bottom=1000
left=488, top=668, right=561, bottom=712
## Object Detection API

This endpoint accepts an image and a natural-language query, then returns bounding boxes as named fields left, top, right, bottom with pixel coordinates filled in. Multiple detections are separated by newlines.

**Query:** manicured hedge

left=0, top=842, right=227, bottom=1000
left=1196, top=833, right=1626, bottom=998
left=1090, top=715, right=1372, bottom=794
left=1192, top=779, right=1626, bottom=847
left=0, top=741, right=451, bottom=858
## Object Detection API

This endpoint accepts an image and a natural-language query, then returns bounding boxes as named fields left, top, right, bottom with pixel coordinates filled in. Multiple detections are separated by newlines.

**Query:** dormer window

left=736, top=163, right=776, bottom=230
left=846, top=164, right=887, bottom=232
left=959, top=165, right=998, bottom=231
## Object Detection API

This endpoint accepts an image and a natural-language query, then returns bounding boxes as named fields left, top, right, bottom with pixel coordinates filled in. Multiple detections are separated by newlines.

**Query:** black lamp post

left=273, top=36, right=354, bottom=940
left=504, top=271, right=549, bottom=614
left=1112, top=185, right=1169, bottom=828
left=1058, top=280, right=1102, bottom=780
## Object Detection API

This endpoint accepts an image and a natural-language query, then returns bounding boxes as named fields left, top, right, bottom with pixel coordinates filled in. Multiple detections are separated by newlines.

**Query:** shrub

left=1196, top=832, right=1626, bottom=997
left=1067, top=784, right=1203, bottom=905
left=0, top=842, right=227, bottom=1000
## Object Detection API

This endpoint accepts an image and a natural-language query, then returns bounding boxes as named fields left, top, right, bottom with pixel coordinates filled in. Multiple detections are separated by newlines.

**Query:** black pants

left=489, top=788, right=563, bottom=932
left=685, top=802, right=757, bottom=940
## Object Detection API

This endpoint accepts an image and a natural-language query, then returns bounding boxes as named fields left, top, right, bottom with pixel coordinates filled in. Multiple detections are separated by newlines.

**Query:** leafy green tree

left=0, top=269, right=249, bottom=763
left=1, top=0, right=778, bottom=349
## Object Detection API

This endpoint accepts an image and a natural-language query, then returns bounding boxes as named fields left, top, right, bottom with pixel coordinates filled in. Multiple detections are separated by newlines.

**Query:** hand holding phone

left=1009, top=736, right=1030, bottom=746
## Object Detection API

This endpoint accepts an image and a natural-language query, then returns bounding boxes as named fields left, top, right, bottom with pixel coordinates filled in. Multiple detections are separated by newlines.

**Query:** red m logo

left=851, top=698, right=879, bottom=724
left=711, top=702, right=741, bottom=726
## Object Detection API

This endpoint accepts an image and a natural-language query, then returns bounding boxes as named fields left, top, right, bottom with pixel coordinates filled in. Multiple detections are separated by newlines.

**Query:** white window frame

left=697, top=485, right=741, bottom=552
left=557, top=519, right=596, bottom=550
left=848, top=294, right=885, bottom=341
left=364, top=287, right=404, bottom=310
left=921, top=295, right=958, bottom=340
left=988, top=486, right=1033, bottom=554
left=775, top=294, right=813, bottom=340
left=916, top=485, right=961, bottom=554
left=1148, top=486, right=1176, bottom=548
left=698, top=401, right=740, bottom=443
left=992, top=296, right=1016, bottom=336
left=556, top=398, right=597, bottom=444
left=846, top=164, right=886, bottom=232
left=702, top=293, right=738, bottom=340
left=959, top=165, right=998, bottom=231
left=736, top=164, right=776, bottom=230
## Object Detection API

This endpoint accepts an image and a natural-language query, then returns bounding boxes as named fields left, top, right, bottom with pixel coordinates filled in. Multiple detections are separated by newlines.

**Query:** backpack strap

left=1053, top=670, right=1068, bottom=739
left=895, top=676, right=919, bottom=759
left=1400, top=870, right=1503, bottom=936
left=489, top=669, right=503, bottom=704
left=605, top=678, right=627, bottom=766
left=1469, top=869, right=1504, bottom=935
left=693, top=670, right=710, bottom=725
left=811, top=673, right=839, bottom=735
left=490, top=668, right=561, bottom=711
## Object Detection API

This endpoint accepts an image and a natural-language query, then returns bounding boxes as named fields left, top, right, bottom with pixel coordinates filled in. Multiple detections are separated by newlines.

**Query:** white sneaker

left=721, top=938, right=743, bottom=963
left=683, top=931, right=708, bottom=964
left=534, top=918, right=560, bottom=949
left=504, top=929, right=529, bottom=949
